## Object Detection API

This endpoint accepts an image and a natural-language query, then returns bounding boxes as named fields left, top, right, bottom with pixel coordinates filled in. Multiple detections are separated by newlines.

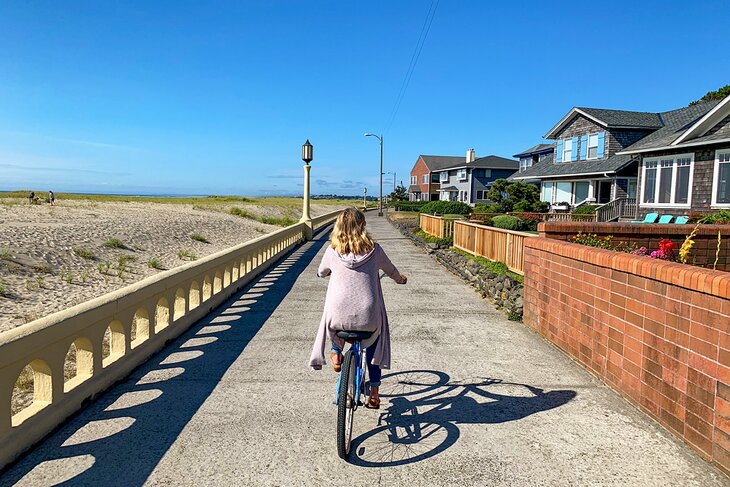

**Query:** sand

left=0, top=197, right=346, bottom=334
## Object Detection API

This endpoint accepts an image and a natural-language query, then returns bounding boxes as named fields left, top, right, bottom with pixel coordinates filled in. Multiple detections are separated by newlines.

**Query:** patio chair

left=631, top=212, right=658, bottom=224
left=674, top=216, right=689, bottom=224
left=657, top=215, right=674, bottom=224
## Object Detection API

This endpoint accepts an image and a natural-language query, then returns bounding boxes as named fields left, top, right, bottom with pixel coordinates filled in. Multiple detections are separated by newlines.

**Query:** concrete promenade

left=1, top=214, right=726, bottom=486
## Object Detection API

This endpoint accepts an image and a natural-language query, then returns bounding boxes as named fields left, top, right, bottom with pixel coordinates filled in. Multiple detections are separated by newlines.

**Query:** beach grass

left=103, top=238, right=126, bottom=249
left=147, top=258, right=164, bottom=270
left=190, top=233, right=210, bottom=243
left=177, top=249, right=197, bottom=261
left=72, top=247, right=96, bottom=260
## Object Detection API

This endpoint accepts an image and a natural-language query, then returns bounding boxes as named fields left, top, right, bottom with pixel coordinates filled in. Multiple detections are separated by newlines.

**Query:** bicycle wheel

left=337, top=350, right=357, bottom=459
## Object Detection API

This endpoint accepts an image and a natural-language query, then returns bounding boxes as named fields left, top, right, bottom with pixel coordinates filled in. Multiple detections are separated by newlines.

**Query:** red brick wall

left=524, top=237, right=730, bottom=475
left=410, top=157, right=433, bottom=199
left=539, top=221, right=730, bottom=271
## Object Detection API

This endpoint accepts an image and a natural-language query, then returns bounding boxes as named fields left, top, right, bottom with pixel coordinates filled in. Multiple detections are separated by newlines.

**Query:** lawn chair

left=657, top=215, right=674, bottom=224
left=674, top=216, right=689, bottom=224
left=631, top=212, right=658, bottom=224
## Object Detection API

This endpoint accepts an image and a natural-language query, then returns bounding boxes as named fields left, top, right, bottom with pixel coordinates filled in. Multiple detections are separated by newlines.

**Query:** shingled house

left=618, top=95, right=730, bottom=218
left=435, top=149, right=518, bottom=204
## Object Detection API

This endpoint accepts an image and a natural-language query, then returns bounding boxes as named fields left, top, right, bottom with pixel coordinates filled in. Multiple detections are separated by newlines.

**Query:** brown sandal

left=330, top=352, right=342, bottom=372
left=365, top=396, right=380, bottom=409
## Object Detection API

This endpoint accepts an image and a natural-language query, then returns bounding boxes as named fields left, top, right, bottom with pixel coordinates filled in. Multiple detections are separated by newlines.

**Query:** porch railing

left=595, top=197, right=637, bottom=222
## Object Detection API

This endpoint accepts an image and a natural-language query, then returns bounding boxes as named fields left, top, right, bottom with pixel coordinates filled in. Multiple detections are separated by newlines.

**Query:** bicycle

left=334, top=329, right=373, bottom=459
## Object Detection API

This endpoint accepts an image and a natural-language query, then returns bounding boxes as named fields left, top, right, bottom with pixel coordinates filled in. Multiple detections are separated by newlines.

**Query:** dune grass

left=190, top=233, right=210, bottom=243
left=103, top=238, right=126, bottom=249
left=72, top=247, right=95, bottom=259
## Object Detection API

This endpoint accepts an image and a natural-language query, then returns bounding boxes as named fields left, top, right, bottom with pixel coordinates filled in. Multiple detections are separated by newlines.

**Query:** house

left=435, top=149, right=518, bottom=204
left=407, top=155, right=464, bottom=201
left=617, top=95, right=730, bottom=218
left=510, top=106, right=681, bottom=214
left=513, top=143, right=554, bottom=173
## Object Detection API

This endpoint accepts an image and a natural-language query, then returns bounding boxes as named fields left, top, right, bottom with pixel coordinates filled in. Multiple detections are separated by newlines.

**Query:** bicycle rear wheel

left=337, top=350, right=357, bottom=459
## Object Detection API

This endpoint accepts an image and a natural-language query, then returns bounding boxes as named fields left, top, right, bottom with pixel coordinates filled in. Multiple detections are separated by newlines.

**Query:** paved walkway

left=1, top=215, right=726, bottom=486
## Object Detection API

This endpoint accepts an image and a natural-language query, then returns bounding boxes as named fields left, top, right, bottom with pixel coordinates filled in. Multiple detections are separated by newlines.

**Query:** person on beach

left=48, top=190, right=55, bottom=206
left=309, top=207, right=407, bottom=409
left=28, top=191, right=35, bottom=204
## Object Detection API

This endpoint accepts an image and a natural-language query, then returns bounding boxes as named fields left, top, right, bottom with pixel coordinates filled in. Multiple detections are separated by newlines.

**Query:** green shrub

left=190, top=233, right=210, bottom=243
left=103, top=238, right=126, bottom=249
left=700, top=209, right=730, bottom=224
left=258, top=216, right=296, bottom=226
left=491, top=215, right=525, bottom=231
left=572, top=204, right=599, bottom=215
left=147, top=258, right=164, bottom=270
left=177, top=249, right=198, bottom=261
left=420, top=201, right=472, bottom=215
left=72, top=247, right=95, bottom=259
left=229, top=207, right=252, bottom=218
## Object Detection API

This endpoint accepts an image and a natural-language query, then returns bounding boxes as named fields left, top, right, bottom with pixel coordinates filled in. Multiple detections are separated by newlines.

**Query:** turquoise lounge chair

left=632, top=212, right=658, bottom=223
left=657, top=215, right=674, bottom=224
left=674, top=216, right=689, bottom=224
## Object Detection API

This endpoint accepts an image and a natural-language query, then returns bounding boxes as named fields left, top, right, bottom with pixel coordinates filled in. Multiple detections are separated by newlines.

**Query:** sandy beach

left=0, top=195, right=347, bottom=334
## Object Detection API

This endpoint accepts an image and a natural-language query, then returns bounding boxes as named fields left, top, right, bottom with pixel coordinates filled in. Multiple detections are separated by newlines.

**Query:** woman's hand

left=399, top=274, right=408, bottom=284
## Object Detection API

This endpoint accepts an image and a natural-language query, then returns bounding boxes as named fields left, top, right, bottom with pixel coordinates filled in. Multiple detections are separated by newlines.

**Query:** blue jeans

left=331, top=339, right=381, bottom=388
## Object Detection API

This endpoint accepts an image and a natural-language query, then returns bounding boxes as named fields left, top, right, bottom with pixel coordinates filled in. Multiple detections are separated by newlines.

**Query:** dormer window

left=562, top=139, right=572, bottom=162
left=587, top=134, right=599, bottom=159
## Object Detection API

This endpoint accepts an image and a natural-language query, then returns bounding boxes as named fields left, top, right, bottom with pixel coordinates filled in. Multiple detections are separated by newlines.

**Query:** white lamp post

left=300, top=139, right=313, bottom=238
left=364, top=133, right=383, bottom=216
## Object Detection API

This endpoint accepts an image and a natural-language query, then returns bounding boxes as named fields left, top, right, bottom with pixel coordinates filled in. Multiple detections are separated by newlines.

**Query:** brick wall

left=410, top=157, right=432, bottom=200
left=523, top=237, right=730, bottom=475
left=539, top=221, right=730, bottom=271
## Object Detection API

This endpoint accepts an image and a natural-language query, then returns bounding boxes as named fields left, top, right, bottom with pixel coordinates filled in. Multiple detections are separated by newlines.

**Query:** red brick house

left=407, top=154, right=464, bottom=201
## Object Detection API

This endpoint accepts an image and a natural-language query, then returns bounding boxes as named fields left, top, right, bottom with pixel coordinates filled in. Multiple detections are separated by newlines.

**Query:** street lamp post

left=301, top=139, right=313, bottom=239
left=387, top=171, right=396, bottom=193
left=364, top=133, right=383, bottom=216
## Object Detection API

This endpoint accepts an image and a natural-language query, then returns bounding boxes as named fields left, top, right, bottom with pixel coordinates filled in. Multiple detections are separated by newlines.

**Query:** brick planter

left=524, top=237, right=730, bottom=474
left=539, top=222, right=730, bottom=271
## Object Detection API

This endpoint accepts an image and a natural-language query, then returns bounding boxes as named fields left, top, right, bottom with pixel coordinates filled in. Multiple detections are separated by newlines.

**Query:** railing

left=514, top=212, right=597, bottom=222
left=0, top=209, right=342, bottom=469
left=453, top=220, right=535, bottom=275
left=419, top=214, right=462, bottom=239
left=595, top=197, right=637, bottom=222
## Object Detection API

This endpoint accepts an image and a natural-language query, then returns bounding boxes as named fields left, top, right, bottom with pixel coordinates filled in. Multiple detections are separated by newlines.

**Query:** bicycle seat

left=336, top=330, right=374, bottom=341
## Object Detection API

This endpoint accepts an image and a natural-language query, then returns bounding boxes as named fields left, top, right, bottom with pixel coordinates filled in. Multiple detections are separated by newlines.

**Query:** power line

left=384, top=0, right=440, bottom=135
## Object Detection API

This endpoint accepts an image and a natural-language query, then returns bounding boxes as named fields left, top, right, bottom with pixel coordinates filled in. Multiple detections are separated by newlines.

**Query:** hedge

left=419, top=201, right=472, bottom=215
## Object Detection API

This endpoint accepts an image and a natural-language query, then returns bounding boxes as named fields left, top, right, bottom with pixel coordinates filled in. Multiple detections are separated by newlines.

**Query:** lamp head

left=301, top=139, right=313, bottom=164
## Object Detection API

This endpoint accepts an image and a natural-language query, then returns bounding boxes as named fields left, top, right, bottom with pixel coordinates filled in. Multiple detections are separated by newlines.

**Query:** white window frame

left=562, top=139, right=572, bottom=162
left=421, top=174, right=428, bottom=184
left=440, top=171, right=448, bottom=182
left=639, top=153, right=694, bottom=208
left=542, top=182, right=555, bottom=203
left=457, top=168, right=467, bottom=181
left=519, top=157, right=532, bottom=172
left=410, top=175, right=417, bottom=185
left=587, top=133, right=599, bottom=160
left=712, top=149, right=730, bottom=208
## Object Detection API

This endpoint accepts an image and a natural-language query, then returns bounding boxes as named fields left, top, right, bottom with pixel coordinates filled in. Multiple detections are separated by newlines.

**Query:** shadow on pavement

left=350, top=370, right=577, bottom=467
left=1, top=231, right=330, bottom=486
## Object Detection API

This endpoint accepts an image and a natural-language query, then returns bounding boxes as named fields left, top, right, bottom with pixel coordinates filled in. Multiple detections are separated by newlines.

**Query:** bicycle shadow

left=350, top=370, right=577, bottom=467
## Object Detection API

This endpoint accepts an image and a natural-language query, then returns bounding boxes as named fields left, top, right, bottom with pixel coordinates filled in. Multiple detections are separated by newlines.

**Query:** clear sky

left=1, top=1, right=728, bottom=196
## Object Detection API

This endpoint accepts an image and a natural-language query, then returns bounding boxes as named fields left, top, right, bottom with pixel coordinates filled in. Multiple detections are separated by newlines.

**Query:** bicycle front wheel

left=337, top=350, right=357, bottom=459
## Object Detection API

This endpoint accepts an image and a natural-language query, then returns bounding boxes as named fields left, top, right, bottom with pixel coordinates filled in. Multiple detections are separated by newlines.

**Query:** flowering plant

left=632, top=247, right=648, bottom=256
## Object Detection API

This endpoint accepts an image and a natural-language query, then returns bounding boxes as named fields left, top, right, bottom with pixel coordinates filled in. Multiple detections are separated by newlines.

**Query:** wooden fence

left=453, top=220, right=535, bottom=275
left=419, top=214, right=460, bottom=239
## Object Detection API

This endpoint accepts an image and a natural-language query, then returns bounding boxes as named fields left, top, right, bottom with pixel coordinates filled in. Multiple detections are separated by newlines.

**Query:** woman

left=309, top=207, right=407, bottom=409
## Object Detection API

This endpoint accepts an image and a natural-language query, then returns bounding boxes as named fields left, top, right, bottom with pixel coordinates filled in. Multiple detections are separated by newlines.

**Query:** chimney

left=466, top=148, right=476, bottom=163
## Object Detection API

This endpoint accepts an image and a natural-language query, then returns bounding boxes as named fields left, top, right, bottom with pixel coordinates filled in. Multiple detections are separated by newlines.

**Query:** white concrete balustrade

left=0, top=210, right=342, bottom=469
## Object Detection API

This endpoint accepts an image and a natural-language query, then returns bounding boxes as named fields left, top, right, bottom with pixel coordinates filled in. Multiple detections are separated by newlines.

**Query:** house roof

left=510, top=153, right=637, bottom=180
left=513, top=143, right=554, bottom=158
left=408, top=184, right=422, bottom=193
left=440, top=185, right=459, bottom=192
left=419, top=155, right=465, bottom=171
left=438, top=155, right=519, bottom=171
left=545, top=107, right=663, bottom=139
left=617, top=99, right=726, bottom=154
left=508, top=153, right=553, bottom=182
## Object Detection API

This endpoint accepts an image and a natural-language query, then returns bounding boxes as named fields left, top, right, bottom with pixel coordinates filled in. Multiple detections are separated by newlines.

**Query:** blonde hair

left=330, top=207, right=375, bottom=255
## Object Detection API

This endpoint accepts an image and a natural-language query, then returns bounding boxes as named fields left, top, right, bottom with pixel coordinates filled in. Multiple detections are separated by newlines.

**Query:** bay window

left=641, top=154, right=693, bottom=206
left=713, top=149, right=730, bottom=206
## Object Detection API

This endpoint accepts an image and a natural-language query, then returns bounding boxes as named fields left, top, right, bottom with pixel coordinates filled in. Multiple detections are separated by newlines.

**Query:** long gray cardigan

left=309, top=243, right=405, bottom=370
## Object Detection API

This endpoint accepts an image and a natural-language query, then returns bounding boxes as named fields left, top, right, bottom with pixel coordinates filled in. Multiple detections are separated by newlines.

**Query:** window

left=484, top=169, right=491, bottom=178
left=410, top=176, right=417, bottom=185
left=431, top=173, right=440, bottom=182
left=641, top=154, right=693, bottom=206
left=562, top=139, right=572, bottom=163
left=555, top=182, right=572, bottom=204
left=440, top=171, right=448, bottom=182
left=542, top=182, right=554, bottom=203
left=539, top=153, right=549, bottom=162
left=457, top=169, right=467, bottom=180
left=422, top=174, right=428, bottom=184
left=628, top=179, right=637, bottom=199
left=520, top=157, right=532, bottom=172
left=713, top=150, right=730, bottom=206
left=574, top=182, right=590, bottom=203
left=587, top=134, right=599, bottom=159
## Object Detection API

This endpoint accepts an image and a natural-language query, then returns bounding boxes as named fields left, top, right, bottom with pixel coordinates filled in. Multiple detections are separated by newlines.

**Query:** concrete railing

left=453, top=220, right=535, bottom=275
left=0, top=209, right=342, bottom=469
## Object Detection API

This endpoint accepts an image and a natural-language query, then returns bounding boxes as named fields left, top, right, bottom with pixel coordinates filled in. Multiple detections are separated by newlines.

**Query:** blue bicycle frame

left=335, top=341, right=368, bottom=407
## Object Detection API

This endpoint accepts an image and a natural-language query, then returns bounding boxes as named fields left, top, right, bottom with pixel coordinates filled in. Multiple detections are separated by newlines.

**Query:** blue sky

left=1, top=1, right=728, bottom=196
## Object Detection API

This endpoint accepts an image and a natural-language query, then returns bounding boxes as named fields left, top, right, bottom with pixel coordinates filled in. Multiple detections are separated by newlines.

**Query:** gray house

left=436, top=150, right=518, bottom=204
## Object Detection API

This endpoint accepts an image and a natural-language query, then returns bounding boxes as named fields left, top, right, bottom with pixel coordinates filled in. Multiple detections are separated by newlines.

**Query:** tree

left=389, top=183, right=408, bottom=202
left=484, top=179, right=546, bottom=213
left=689, top=84, right=730, bottom=106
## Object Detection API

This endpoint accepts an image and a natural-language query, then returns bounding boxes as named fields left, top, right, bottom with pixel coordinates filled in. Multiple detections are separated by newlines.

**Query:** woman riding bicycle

left=309, top=207, right=407, bottom=409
